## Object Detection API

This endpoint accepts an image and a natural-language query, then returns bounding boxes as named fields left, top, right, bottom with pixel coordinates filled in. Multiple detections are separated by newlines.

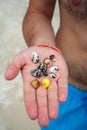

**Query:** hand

left=5, top=46, right=68, bottom=127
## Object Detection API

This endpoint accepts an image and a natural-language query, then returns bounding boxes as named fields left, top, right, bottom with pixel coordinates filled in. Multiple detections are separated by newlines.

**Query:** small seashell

left=31, top=52, right=40, bottom=63
left=31, top=79, right=40, bottom=89
left=50, top=66, right=59, bottom=73
left=31, top=69, right=42, bottom=78
left=49, top=55, right=56, bottom=62
left=43, top=58, right=52, bottom=68
left=42, top=78, right=50, bottom=89
left=38, top=62, right=47, bottom=71
left=42, top=69, right=48, bottom=76
left=49, top=73, right=57, bottom=79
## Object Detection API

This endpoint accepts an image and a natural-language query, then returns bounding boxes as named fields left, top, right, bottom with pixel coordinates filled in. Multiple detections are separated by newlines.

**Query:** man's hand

left=5, top=46, right=68, bottom=127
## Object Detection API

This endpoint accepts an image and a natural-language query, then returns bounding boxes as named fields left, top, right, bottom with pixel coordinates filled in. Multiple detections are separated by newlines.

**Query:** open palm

left=5, top=46, right=68, bottom=127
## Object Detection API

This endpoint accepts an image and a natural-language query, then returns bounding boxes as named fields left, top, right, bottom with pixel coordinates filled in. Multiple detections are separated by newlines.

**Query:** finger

left=23, top=75, right=37, bottom=120
left=5, top=54, right=24, bottom=80
left=37, top=86, right=49, bottom=127
left=48, top=82, right=58, bottom=120
left=58, top=76, right=68, bottom=103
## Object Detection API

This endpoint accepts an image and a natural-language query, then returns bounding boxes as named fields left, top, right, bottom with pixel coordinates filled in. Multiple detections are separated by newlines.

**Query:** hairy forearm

left=22, top=11, right=56, bottom=47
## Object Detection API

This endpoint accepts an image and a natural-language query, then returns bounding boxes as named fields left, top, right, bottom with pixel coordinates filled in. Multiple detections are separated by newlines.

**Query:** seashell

left=31, top=69, right=42, bottom=78
left=43, top=58, right=52, bottom=68
left=50, top=66, right=59, bottom=73
left=49, top=55, right=56, bottom=62
left=38, top=62, right=47, bottom=71
left=42, top=78, right=50, bottom=89
left=31, top=52, right=40, bottom=63
left=31, top=79, right=40, bottom=89
left=42, top=69, right=48, bottom=76
left=49, top=73, right=57, bottom=79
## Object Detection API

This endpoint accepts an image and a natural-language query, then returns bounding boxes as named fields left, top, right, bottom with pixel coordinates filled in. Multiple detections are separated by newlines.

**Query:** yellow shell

left=42, top=78, right=50, bottom=89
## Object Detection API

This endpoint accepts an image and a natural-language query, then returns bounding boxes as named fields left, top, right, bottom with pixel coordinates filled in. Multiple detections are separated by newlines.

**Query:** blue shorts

left=41, top=84, right=87, bottom=130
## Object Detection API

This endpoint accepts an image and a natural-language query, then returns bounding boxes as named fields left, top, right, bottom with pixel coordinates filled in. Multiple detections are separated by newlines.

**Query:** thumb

left=5, top=54, right=24, bottom=80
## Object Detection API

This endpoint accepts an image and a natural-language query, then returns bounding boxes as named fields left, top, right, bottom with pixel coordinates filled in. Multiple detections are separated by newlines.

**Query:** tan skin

left=5, top=0, right=87, bottom=127
left=57, top=0, right=87, bottom=90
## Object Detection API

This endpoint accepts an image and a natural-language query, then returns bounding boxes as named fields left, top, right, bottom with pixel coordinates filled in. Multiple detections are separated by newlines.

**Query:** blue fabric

left=41, top=84, right=87, bottom=130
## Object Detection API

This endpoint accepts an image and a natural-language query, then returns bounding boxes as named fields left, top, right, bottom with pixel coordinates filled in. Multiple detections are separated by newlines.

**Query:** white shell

left=31, top=52, right=39, bottom=63
left=50, top=66, right=59, bottom=73
left=49, top=73, right=57, bottom=79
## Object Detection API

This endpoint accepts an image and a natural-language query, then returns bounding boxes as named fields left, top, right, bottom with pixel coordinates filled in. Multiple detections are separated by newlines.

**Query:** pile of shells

left=31, top=52, right=59, bottom=79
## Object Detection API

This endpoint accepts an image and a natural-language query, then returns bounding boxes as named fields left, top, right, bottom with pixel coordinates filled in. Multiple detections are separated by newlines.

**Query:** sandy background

left=0, top=0, right=60, bottom=130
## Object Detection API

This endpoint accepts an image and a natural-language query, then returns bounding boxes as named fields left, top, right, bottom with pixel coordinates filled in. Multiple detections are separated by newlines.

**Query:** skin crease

left=5, top=0, right=87, bottom=127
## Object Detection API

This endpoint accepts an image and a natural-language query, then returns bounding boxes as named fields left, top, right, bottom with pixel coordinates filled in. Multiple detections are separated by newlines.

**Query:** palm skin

left=5, top=46, right=68, bottom=127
